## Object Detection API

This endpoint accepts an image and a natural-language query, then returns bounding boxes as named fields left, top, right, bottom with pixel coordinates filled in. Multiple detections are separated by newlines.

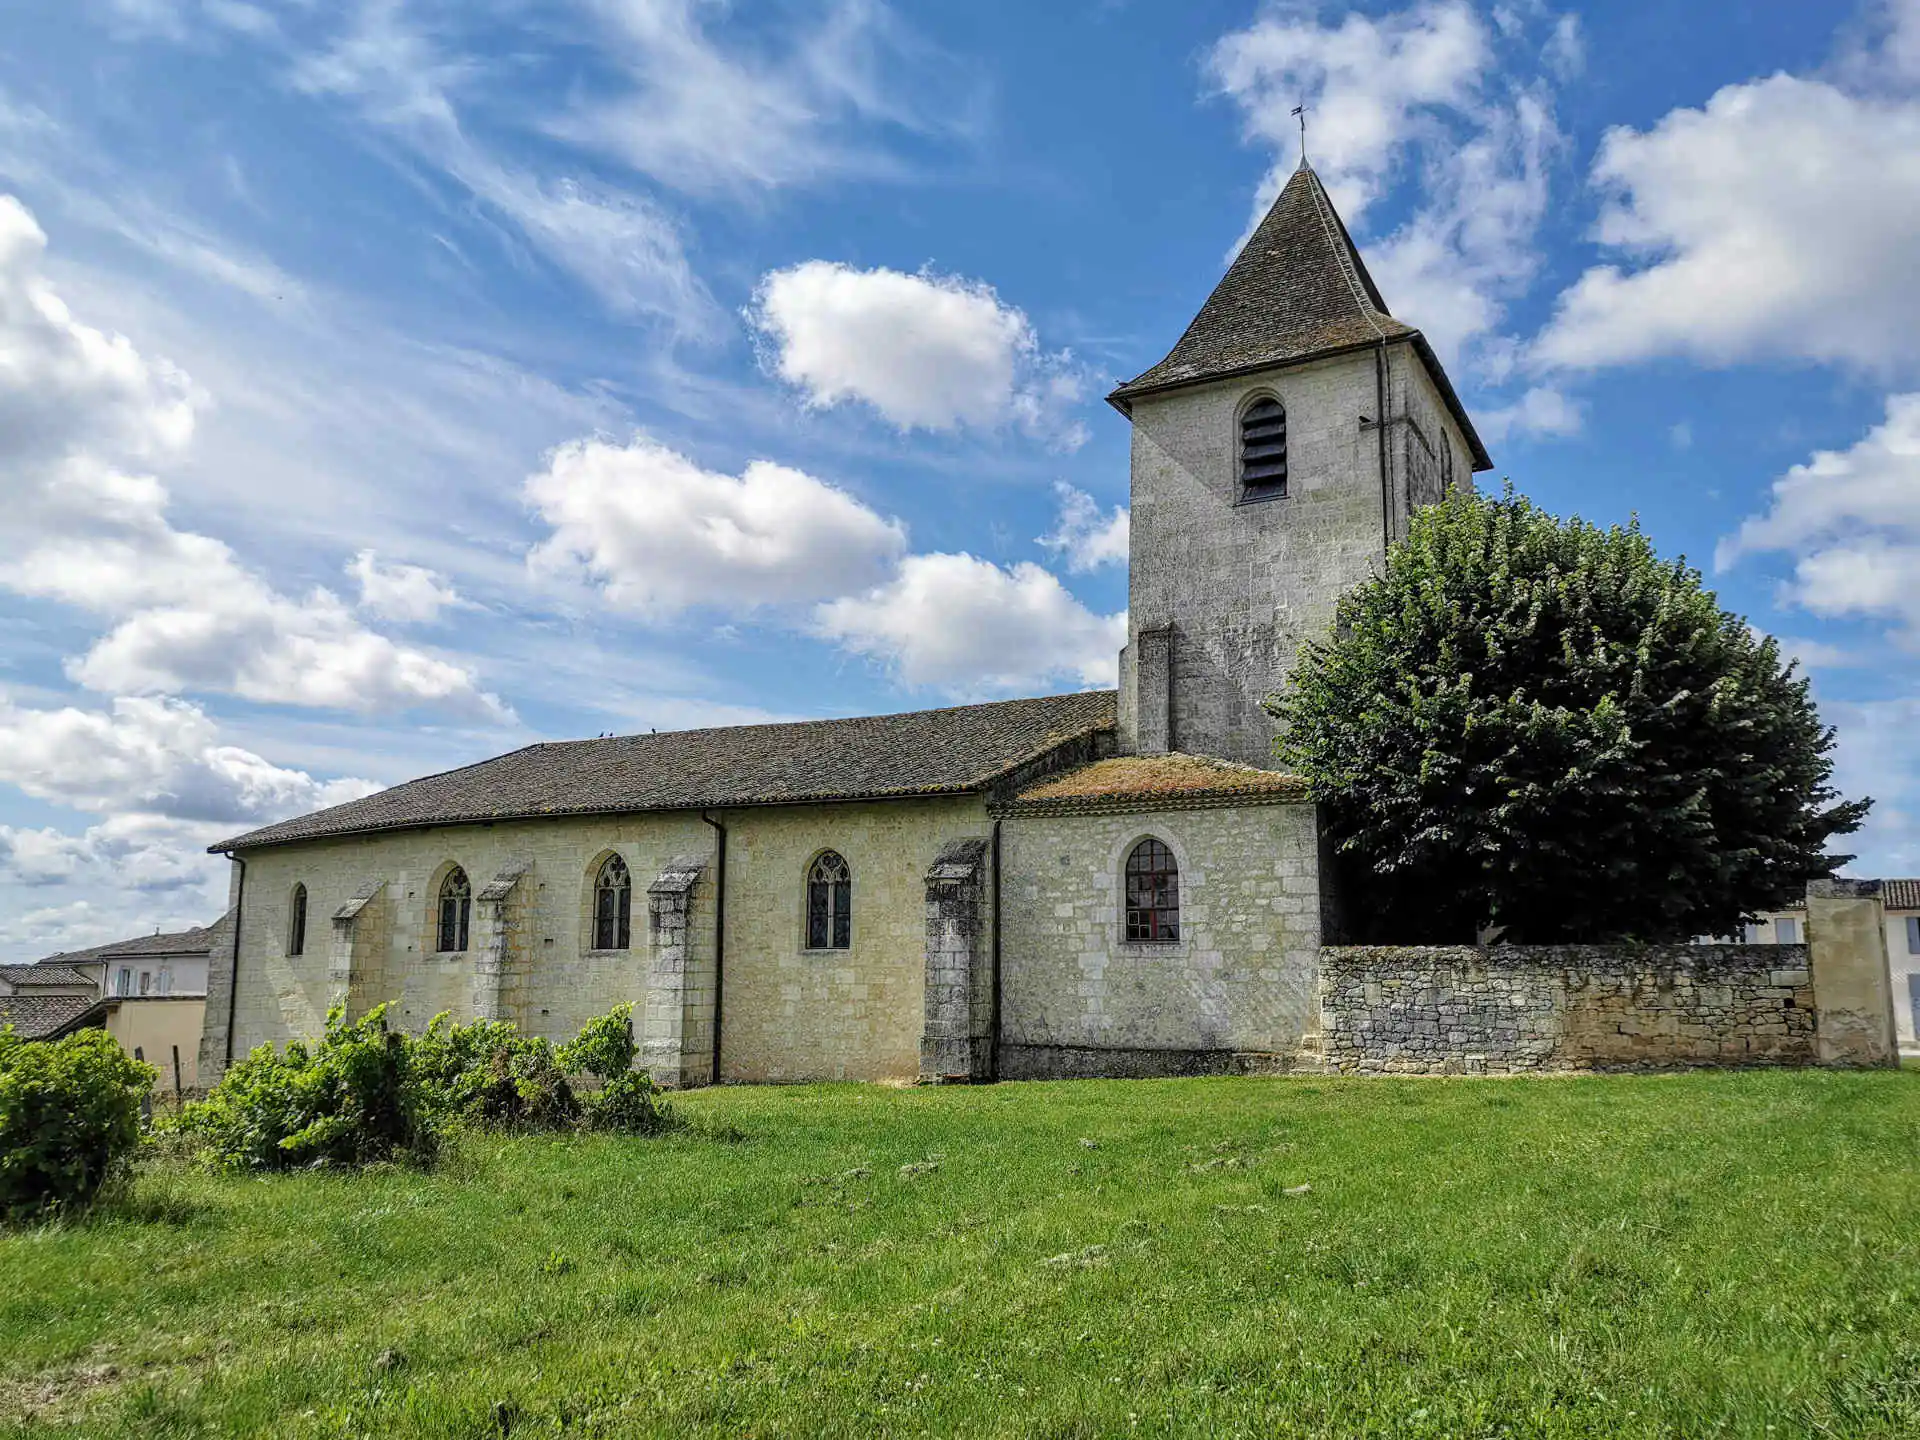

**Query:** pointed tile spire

left=1111, top=163, right=1414, bottom=403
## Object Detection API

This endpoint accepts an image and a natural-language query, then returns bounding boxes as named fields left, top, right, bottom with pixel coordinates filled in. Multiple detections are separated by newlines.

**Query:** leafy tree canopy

left=1269, top=487, right=1868, bottom=944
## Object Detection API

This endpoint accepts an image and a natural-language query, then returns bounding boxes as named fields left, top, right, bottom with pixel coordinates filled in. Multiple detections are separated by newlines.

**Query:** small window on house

left=594, top=854, right=632, bottom=951
left=1125, top=838, right=1180, bottom=943
left=1776, top=917, right=1800, bottom=945
left=115, top=967, right=132, bottom=997
left=289, top=883, right=308, bottom=956
left=806, top=850, right=851, bottom=951
left=437, top=867, right=472, bottom=953
left=138, top=971, right=151, bottom=996
left=1240, top=396, right=1288, bottom=500
left=1908, top=915, right=1920, bottom=955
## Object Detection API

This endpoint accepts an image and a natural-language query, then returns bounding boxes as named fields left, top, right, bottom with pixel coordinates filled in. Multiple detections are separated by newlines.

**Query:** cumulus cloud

left=0, top=814, right=229, bottom=892
left=1038, top=483, right=1130, bottom=572
left=1476, top=384, right=1583, bottom=442
left=1534, top=74, right=1920, bottom=371
left=526, top=434, right=908, bottom=616
left=0, top=193, right=502, bottom=717
left=814, top=553, right=1125, bottom=695
left=748, top=261, right=1087, bottom=442
left=348, top=550, right=463, bottom=624
left=1718, top=393, right=1920, bottom=641
left=0, top=694, right=379, bottom=823
left=1208, top=1, right=1567, bottom=372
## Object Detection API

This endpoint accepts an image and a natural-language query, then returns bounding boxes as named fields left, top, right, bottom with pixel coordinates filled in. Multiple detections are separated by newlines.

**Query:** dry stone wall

left=1320, top=944, right=1816, bottom=1073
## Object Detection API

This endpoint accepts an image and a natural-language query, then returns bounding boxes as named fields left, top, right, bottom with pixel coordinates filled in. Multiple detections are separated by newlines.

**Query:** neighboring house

left=1719, top=881, right=1920, bottom=1053
left=1, top=917, right=231, bottom=1091
left=201, top=158, right=1496, bottom=1088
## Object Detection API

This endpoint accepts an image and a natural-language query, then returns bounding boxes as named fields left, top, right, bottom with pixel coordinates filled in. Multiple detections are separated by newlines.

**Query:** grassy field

left=4, top=1071, right=1920, bottom=1438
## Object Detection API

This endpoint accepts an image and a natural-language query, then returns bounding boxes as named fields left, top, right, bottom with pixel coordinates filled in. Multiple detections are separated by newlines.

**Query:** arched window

left=288, top=883, right=308, bottom=957
left=437, top=867, right=471, bottom=953
left=594, top=854, right=632, bottom=950
left=1125, top=839, right=1180, bottom=943
left=806, top=850, right=851, bottom=950
left=1240, top=396, right=1287, bottom=500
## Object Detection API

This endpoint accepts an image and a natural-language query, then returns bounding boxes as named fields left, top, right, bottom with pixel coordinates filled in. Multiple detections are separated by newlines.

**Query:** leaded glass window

left=289, top=883, right=308, bottom=956
left=437, top=867, right=471, bottom=953
left=1125, top=838, right=1180, bottom=943
left=594, top=854, right=632, bottom=950
left=806, top=850, right=851, bottom=950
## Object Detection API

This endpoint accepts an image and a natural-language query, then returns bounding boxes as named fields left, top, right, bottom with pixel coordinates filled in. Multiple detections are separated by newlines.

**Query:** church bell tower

left=1109, top=161, right=1493, bottom=768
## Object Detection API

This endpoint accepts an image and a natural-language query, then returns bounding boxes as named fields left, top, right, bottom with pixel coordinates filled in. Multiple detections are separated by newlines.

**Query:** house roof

left=213, top=691, right=1120, bottom=852
left=0, top=964, right=93, bottom=988
left=1107, top=163, right=1492, bottom=470
left=35, top=915, right=231, bottom=968
left=1779, top=879, right=1919, bottom=913
left=0, top=993, right=101, bottom=1041
left=999, top=753, right=1311, bottom=816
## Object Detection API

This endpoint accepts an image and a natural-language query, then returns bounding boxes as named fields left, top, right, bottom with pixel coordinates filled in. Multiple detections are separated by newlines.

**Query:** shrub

left=175, top=1005, right=427, bottom=1172
left=1271, top=487, right=1868, bottom=943
left=410, top=1016, right=580, bottom=1131
left=0, top=1026, right=155, bottom=1222
left=177, top=1004, right=673, bottom=1170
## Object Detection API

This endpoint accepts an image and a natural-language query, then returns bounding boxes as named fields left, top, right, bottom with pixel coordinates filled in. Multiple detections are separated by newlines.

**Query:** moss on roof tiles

left=213, top=691, right=1118, bottom=852
left=1010, top=753, right=1310, bottom=807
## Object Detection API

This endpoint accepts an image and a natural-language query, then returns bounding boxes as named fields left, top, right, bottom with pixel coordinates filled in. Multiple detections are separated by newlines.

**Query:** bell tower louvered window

left=1240, top=396, right=1288, bottom=499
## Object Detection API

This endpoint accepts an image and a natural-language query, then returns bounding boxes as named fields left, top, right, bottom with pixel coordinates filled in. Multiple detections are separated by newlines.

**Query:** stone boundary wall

left=1320, top=945, right=1817, bottom=1074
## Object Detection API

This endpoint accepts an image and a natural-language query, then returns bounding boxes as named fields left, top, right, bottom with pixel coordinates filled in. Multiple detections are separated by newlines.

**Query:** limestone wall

left=719, top=797, right=988, bottom=1082
left=998, top=800, right=1321, bottom=1076
left=1120, top=341, right=1474, bottom=765
left=208, top=796, right=987, bottom=1086
left=1320, top=945, right=1818, bottom=1073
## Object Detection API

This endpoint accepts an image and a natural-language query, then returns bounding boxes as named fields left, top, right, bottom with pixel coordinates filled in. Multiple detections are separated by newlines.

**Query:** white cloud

left=1209, top=2, right=1566, bottom=371
left=348, top=550, right=463, bottom=624
left=557, top=0, right=964, bottom=198
left=288, top=0, right=714, bottom=333
left=749, top=261, right=1087, bottom=442
left=1038, top=482, right=1130, bottom=572
left=1534, top=74, right=1920, bottom=371
left=0, top=192, right=503, bottom=718
left=1209, top=0, right=1489, bottom=224
left=1718, top=393, right=1920, bottom=640
left=0, top=814, right=226, bottom=892
left=1476, top=384, right=1583, bottom=442
left=814, top=553, right=1124, bottom=695
left=0, top=694, right=379, bottom=823
left=526, top=433, right=908, bottom=616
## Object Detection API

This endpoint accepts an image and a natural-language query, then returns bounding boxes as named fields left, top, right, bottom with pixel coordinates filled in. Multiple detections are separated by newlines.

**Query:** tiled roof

left=0, top=965, right=92, bottom=988
left=1884, top=879, right=1920, bottom=911
left=999, top=753, right=1311, bottom=816
left=0, top=993, right=100, bottom=1041
left=214, top=692, right=1120, bottom=852
left=1108, top=163, right=1491, bottom=471
left=36, top=914, right=231, bottom=968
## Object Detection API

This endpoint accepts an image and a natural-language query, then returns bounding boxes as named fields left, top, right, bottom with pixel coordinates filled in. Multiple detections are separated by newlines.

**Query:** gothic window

left=288, top=883, right=308, bottom=956
left=594, top=854, right=632, bottom=951
left=806, top=850, right=852, bottom=951
left=437, top=867, right=471, bottom=953
left=1125, top=838, right=1180, bottom=943
left=1240, top=396, right=1288, bottom=500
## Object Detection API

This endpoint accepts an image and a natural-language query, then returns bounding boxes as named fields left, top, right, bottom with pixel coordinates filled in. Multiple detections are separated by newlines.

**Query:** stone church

left=199, top=161, right=1491, bottom=1086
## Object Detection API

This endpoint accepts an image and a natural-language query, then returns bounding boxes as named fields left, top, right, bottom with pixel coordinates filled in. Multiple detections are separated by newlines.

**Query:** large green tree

left=1270, top=487, right=1868, bottom=944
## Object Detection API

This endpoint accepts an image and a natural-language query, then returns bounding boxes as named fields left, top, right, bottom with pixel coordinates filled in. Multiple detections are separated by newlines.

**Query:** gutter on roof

left=1106, top=332, right=1493, bottom=472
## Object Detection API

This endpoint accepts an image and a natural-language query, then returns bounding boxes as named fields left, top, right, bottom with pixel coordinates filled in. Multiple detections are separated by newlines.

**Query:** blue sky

left=1, top=0, right=1917, bottom=959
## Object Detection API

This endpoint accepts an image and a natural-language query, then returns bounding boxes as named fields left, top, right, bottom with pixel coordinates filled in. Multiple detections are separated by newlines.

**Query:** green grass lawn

left=5, top=1071, right=1920, bottom=1438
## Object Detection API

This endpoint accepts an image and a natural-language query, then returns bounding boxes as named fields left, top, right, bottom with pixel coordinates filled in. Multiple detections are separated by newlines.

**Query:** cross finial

left=1291, top=103, right=1309, bottom=167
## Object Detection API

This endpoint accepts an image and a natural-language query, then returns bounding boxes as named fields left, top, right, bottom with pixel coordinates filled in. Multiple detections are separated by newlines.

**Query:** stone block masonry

left=1320, top=944, right=1818, bottom=1074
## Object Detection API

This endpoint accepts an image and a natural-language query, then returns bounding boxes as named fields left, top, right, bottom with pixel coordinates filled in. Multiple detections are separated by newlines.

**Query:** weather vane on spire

left=1292, top=102, right=1309, bottom=166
